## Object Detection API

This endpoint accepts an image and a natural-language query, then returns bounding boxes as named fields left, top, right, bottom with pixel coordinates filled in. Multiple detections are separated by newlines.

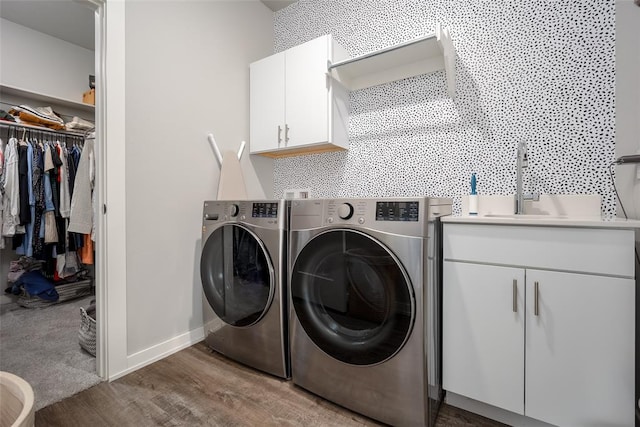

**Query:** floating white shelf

left=0, top=84, right=95, bottom=113
left=328, top=24, right=455, bottom=97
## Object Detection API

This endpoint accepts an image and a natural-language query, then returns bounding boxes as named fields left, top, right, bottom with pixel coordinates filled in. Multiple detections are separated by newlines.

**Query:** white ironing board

left=217, top=149, right=247, bottom=200
left=207, top=134, right=248, bottom=200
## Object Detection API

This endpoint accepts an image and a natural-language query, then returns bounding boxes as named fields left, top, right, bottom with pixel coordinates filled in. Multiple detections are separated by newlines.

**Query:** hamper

left=79, top=301, right=96, bottom=356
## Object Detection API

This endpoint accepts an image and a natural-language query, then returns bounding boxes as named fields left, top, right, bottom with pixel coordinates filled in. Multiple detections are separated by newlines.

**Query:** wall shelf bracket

left=436, top=23, right=456, bottom=98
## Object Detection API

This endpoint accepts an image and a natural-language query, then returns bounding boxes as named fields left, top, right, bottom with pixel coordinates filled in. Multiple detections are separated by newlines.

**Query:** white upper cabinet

left=249, top=53, right=285, bottom=154
left=249, top=35, right=349, bottom=158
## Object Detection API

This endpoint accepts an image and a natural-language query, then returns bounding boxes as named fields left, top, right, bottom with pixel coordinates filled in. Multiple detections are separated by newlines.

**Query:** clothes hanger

left=19, top=128, right=28, bottom=146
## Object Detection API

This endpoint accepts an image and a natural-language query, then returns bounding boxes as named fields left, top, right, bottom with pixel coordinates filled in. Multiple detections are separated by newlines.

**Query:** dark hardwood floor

left=36, top=342, right=506, bottom=426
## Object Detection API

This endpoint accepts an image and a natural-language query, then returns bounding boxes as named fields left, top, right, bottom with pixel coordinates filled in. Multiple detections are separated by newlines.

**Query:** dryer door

left=200, top=224, right=274, bottom=327
left=291, top=229, right=415, bottom=366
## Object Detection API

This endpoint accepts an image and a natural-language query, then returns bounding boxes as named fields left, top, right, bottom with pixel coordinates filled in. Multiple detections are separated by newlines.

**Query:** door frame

left=83, top=0, right=128, bottom=380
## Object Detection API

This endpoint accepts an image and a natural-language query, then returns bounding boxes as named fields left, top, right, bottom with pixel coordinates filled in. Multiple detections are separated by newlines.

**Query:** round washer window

left=291, top=229, right=414, bottom=365
left=200, top=224, right=274, bottom=327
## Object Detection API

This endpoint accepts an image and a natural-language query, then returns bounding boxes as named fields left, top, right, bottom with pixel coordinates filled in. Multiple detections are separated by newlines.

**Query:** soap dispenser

left=469, top=173, right=478, bottom=216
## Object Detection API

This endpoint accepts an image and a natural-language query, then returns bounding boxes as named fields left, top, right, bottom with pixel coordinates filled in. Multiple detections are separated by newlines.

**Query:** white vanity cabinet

left=442, top=223, right=636, bottom=427
left=443, top=261, right=526, bottom=415
left=249, top=35, right=349, bottom=158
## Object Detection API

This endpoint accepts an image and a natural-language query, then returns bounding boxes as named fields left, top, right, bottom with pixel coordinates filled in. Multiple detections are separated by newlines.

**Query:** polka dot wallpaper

left=272, top=0, right=615, bottom=215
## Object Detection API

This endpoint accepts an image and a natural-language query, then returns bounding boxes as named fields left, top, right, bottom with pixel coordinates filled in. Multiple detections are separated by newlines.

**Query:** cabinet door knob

left=285, top=124, right=290, bottom=144
left=534, top=281, right=540, bottom=316
left=277, top=125, right=282, bottom=146
left=513, top=279, right=517, bottom=313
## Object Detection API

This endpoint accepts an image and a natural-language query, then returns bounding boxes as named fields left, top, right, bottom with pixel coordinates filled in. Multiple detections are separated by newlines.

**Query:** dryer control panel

left=308, top=197, right=453, bottom=237
left=202, top=200, right=285, bottom=230
left=252, top=202, right=279, bottom=218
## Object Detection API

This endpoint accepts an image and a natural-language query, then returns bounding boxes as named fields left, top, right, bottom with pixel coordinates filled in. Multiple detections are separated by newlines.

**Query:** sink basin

left=483, top=214, right=569, bottom=219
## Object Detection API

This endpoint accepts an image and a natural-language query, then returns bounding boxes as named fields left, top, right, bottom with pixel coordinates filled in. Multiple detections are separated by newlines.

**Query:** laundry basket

left=0, top=371, right=35, bottom=427
left=79, top=301, right=96, bottom=357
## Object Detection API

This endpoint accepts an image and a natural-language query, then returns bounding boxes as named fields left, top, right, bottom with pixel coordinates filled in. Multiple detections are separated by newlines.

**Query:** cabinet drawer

left=443, top=223, right=635, bottom=277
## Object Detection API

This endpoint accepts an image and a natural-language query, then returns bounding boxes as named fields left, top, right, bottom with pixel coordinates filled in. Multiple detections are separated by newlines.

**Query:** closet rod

left=0, top=121, right=90, bottom=138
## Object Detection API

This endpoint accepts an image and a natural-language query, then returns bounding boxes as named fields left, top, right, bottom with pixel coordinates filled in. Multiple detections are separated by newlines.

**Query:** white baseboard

left=109, top=326, right=204, bottom=381
left=445, top=392, right=554, bottom=427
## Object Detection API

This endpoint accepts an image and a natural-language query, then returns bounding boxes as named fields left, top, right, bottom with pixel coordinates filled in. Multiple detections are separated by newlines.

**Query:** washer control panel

left=375, top=201, right=419, bottom=222
left=291, top=197, right=452, bottom=236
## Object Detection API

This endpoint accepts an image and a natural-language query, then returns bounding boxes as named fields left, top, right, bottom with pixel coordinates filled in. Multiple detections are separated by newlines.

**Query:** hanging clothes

left=16, top=141, right=35, bottom=257
left=2, top=125, right=96, bottom=291
left=48, top=142, right=62, bottom=216
left=2, top=137, right=20, bottom=238
left=68, top=144, right=81, bottom=199
left=31, top=142, right=45, bottom=257
left=79, top=234, right=94, bottom=264
left=0, top=138, right=4, bottom=249
left=17, top=140, right=30, bottom=226
left=58, top=141, right=71, bottom=218
left=68, top=136, right=95, bottom=236
left=0, top=137, right=4, bottom=175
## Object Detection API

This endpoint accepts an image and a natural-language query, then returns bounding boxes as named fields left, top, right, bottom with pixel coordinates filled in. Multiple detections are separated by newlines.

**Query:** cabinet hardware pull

left=513, top=279, right=517, bottom=313
left=277, top=125, right=282, bottom=145
left=285, top=124, right=290, bottom=145
left=534, top=281, right=539, bottom=316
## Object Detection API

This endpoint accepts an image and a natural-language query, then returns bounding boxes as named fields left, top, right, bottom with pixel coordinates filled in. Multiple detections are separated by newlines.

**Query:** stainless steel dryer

left=200, top=200, right=289, bottom=379
left=289, top=197, right=451, bottom=426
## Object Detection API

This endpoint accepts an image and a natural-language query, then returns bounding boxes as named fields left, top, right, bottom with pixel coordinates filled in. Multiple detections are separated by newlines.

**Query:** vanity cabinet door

left=525, top=269, right=635, bottom=427
left=443, top=261, right=525, bottom=415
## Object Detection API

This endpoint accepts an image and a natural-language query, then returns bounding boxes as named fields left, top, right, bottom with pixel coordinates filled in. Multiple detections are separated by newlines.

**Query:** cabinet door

left=285, top=35, right=329, bottom=148
left=250, top=52, right=285, bottom=154
left=525, top=269, right=635, bottom=427
left=443, top=261, right=525, bottom=415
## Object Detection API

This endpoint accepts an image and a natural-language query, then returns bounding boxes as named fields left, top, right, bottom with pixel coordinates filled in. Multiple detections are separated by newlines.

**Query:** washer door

left=200, top=224, right=274, bottom=327
left=291, top=229, right=415, bottom=366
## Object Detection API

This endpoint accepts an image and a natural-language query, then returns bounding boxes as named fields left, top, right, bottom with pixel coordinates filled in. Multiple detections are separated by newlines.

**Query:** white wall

left=123, top=0, right=273, bottom=361
left=0, top=18, right=94, bottom=103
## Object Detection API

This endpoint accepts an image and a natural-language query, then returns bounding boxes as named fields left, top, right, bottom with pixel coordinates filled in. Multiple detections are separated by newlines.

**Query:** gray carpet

left=0, top=295, right=102, bottom=410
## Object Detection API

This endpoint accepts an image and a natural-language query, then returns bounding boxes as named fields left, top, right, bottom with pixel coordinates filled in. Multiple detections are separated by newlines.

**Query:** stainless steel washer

left=200, top=200, right=289, bottom=379
left=289, top=197, right=451, bottom=426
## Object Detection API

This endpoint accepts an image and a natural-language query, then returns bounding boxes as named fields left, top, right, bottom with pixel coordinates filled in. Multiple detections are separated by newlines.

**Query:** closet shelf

left=328, top=24, right=455, bottom=97
left=0, top=120, right=88, bottom=137
left=0, top=84, right=95, bottom=113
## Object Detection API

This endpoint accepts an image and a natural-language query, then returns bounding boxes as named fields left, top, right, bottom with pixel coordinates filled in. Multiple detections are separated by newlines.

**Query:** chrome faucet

left=515, top=141, right=539, bottom=214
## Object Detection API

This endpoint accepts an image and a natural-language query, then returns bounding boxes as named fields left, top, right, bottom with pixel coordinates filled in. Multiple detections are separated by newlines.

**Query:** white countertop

left=442, top=214, right=640, bottom=229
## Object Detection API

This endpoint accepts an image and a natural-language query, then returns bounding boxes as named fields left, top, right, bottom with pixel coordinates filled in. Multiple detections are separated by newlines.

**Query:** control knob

left=229, top=204, right=239, bottom=217
left=337, top=203, right=354, bottom=220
